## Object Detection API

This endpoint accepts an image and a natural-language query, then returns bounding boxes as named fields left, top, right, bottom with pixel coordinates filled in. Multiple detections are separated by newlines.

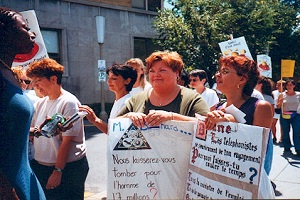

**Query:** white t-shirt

left=32, top=90, right=86, bottom=164
left=129, top=82, right=152, bottom=96
left=282, top=91, right=300, bottom=111
left=251, top=89, right=265, bottom=100
left=201, top=88, right=219, bottom=109
left=110, top=93, right=132, bottom=119
left=272, top=90, right=281, bottom=119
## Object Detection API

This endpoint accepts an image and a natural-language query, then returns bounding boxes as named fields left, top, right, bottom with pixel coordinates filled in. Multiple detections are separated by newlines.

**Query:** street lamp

left=96, top=16, right=108, bottom=122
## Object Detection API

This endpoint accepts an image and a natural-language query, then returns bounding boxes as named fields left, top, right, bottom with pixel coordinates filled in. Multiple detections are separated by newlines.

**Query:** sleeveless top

left=0, top=72, right=45, bottom=200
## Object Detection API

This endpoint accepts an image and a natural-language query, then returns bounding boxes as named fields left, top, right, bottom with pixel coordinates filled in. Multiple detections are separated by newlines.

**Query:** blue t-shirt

left=0, top=73, right=45, bottom=200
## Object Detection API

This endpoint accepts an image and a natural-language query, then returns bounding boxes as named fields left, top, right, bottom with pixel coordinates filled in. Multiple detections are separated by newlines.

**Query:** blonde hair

left=125, top=58, right=147, bottom=89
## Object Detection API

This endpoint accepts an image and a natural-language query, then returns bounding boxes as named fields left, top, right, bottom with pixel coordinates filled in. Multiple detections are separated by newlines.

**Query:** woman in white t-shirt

left=189, top=69, right=219, bottom=111
left=277, top=79, right=300, bottom=156
left=125, top=58, right=152, bottom=95
left=79, top=63, right=137, bottom=134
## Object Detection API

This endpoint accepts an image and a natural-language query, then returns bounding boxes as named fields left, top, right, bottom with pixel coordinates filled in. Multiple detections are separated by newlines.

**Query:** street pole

left=96, top=16, right=108, bottom=122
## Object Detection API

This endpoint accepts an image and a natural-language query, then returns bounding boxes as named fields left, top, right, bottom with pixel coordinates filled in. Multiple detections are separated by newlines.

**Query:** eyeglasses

left=215, top=68, right=237, bottom=76
left=20, top=79, right=31, bottom=84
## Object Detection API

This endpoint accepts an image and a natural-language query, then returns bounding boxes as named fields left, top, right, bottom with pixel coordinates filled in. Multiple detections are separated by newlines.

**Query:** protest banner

left=186, top=119, right=274, bottom=199
left=107, top=118, right=194, bottom=199
left=257, top=55, right=272, bottom=78
left=12, top=10, right=48, bottom=68
left=281, top=59, right=295, bottom=78
left=219, top=36, right=253, bottom=60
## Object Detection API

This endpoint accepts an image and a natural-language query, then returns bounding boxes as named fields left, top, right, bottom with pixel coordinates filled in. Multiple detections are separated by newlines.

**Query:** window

left=134, top=37, right=161, bottom=61
left=41, top=29, right=61, bottom=63
left=132, top=0, right=162, bottom=11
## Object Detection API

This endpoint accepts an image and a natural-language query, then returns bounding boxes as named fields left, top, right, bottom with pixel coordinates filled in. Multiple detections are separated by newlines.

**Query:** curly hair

left=219, top=55, right=259, bottom=97
left=0, top=7, right=19, bottom=48
left=26, top=58, right=64, bottom=84
left=145, top=51, right=184, bottom=76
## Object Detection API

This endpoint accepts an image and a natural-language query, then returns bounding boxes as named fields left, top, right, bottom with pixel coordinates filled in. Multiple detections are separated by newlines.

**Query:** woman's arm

left=253, top=100, right=273, bottom=128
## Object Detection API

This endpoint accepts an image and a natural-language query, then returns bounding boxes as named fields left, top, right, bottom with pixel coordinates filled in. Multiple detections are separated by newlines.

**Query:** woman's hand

left=205, top=110, right=231, bottom=130
left=46, top=170, right=62, bottom=190
left=145, top=110, right=172, bottom=126
left=122, top=112, right=147, bottom=128
left=79, top=105, right=97, bottom=124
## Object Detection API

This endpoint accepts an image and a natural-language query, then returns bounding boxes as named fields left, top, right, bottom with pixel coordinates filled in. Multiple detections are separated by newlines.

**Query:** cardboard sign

left=219, top=36, right=253, bottom=60
left=12, top=10, right=48, bottom=68
left=281, top=59, right=295, bottom=78
left=186, top=119, right=273, bottom=199
left=257, top=55, right=272, bottom=78
left=107, top=118, right=194, bottom=199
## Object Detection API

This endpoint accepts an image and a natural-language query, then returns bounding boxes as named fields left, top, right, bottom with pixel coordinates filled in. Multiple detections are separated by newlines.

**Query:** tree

left=154, top=0, right=299, bottom=84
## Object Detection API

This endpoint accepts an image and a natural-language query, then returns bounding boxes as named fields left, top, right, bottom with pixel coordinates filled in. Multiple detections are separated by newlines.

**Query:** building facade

left=1, top=0, right=162, bottom=104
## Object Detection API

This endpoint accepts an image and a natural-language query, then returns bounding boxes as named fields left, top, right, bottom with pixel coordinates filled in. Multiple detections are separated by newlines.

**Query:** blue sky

left=164, top=0, right=173, bottom=9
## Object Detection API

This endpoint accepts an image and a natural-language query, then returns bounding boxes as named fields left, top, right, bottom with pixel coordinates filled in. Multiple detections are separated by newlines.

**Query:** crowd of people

left=1, top=5, right=300, bottom=200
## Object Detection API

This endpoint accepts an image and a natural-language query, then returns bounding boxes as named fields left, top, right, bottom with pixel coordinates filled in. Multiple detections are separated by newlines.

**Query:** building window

left=40, top=29, right=61, bottom=63
left=134, top=37, right=161, bottom=62
left=132, top=0, right=162, bottom=11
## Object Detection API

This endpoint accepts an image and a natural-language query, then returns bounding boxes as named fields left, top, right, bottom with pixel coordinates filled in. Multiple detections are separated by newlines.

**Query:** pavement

left=83, top=121, right=300, bottom=200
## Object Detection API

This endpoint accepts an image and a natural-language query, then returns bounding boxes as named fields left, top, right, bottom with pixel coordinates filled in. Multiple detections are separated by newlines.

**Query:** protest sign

left=12, top=10, right=48, bottom=68
left=257, top=55, right=272, bottom=78
left=281, top=59, right=295, bottom=78
left=219, top=36, right=253, bottom=60
left=186, top=120, right=273, bottom=199
left=107, top=118, right=194, bottom=199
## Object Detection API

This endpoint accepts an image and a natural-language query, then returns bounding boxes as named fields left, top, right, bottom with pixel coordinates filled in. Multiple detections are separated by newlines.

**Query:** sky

left=164, top=0, right=174, bottom=9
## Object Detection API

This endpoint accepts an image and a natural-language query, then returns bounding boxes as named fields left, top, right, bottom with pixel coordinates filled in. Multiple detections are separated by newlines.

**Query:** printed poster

left=12, top=10, right=48, bottom=68
left=107, top=118, right=194, bottom=200
left=186, top=119, right=274, bottom=199
left=219, top=36, right=253, bottom=60
left=257, top=55, right=272, bottom=78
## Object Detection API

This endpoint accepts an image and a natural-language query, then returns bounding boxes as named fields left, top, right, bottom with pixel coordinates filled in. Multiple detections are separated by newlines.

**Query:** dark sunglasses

left=20, top=79, right=31, bottom=84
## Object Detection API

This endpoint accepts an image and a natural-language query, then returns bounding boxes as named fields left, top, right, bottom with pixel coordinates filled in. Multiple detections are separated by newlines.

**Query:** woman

left=117, top=51, right=209, bottom=127
left=79, top=63, right=137, bottom=134
left=255, top=76, right=275, bottom=142
left=277, top=79, right=300, bottom=156
left=0, top=7, right=45, bottom=200
left=26, top=58, right=89, bottom=200
left=205, top=55, right=273, bottom=175
left=189, top=69, right=219, bottom=111
left=125, top=58, right=152, bottom=95
left=272, top=80, right=286, bottom=143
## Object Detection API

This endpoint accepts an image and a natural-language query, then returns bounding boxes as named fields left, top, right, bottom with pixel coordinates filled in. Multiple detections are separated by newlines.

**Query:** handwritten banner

left=107, top=118, right=195, bottom=199
left=186, top=120, right=272, bottom=199
left=281, top=59, right=295, bottom=78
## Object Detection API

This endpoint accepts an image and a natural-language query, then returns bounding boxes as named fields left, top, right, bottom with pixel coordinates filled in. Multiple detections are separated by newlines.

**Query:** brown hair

left=219, top=55, right=259, bottom=97
left=145, top=51, right=184, bottom=75
left=26, top=58, right=64, bottom=84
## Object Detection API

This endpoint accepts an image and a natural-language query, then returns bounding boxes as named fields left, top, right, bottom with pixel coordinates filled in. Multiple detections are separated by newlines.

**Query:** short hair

left=257, top=76, right=274, bottom=96
left=0, top=7, right=19, bottom=48
left=26, top=58, right=64, bottom=84
left=145, top=51, right=184, bottom=75
left=219, top=55, right=259, bottom=97
left=189, top=69, right=208, bottom=83
left=106, top=63, right=137, bottom=92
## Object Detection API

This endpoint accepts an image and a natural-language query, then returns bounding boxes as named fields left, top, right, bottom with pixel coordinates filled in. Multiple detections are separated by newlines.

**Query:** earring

left=237, top=84, right=240, bottom=89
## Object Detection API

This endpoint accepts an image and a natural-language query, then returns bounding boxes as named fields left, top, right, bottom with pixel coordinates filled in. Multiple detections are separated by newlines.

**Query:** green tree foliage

left=154, top=0, right=299, bottom=84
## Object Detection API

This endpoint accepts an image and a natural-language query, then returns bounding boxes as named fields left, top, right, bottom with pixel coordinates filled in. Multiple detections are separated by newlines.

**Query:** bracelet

left=54, top=167, right=63, bottom=173
left=170, top=112, right=174, bottom=120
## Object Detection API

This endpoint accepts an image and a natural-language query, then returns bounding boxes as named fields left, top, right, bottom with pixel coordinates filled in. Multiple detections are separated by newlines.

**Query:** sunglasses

left=189, top=78, right=198, bottom=82
left=20, top=79, right=31, bottom=84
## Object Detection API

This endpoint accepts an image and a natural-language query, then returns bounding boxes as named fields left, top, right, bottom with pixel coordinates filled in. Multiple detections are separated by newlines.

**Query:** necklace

left=151, top=86, right=180, bottom=107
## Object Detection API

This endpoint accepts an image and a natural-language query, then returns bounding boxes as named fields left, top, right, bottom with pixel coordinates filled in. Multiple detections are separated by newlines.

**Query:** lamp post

left=96, top=16, right=108, bottom=122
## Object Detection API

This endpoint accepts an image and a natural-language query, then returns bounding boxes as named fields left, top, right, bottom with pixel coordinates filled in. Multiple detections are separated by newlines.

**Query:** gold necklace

left=151, top=86, right=180, bottom=107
